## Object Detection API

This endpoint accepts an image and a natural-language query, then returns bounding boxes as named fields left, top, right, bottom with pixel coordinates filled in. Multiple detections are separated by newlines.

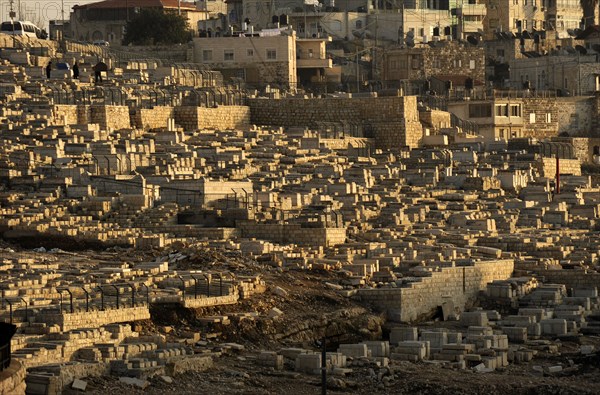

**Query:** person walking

left=45, top=61, right=52, bottom=79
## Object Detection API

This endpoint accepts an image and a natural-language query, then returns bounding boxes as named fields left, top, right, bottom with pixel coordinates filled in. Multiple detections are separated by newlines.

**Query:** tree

left=123, top=8, right=192, bottom=46
left=580, top=0, right=599, bottom=29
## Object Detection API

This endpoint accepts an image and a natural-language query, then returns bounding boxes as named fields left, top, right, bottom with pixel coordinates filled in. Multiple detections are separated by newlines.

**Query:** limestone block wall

left=358, top=259, right=514, bottom=323
left=174, top=106, right=250, bottom=131
left=0, top=360, right=26, bottom=395
left=52, top=105, right=79, bottom=126
left=536, top=270, right=600, bottom=289
left=248, top=96, right=423, bottom=149
left=556, top=97, right=594, bottom=136
left=420, top=110, right=452, bottom=131
left=89, top=105, right=131, bottom=130
left=540, top=157, right=582, bottom=177
left=182, top=294, right=239, bottom=308
left=37, top=306, right=150, bottom=331
left=237, top=221, right=347, bottom=247
left=520, top=98, right=559, bottom=140
left=51, top=105, right=130, bottom=130
left=133, top=106, right=174, bottom=130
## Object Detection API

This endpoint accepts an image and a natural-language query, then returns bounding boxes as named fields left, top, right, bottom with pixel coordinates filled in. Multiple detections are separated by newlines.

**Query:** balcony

left=297, top=58, right=333, bottom=68
left=454, top=4, right=487, bottom=17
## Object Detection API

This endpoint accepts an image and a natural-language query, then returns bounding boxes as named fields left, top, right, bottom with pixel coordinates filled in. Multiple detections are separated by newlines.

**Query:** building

left=482, top=0, right=582, bottom=40
left=508, top=53, right=600, bottom=95
left=191, top=29, right=298, bottom=89
left=296, top=36, right=339, bottom=88
left=448, top=91, right=559, bottom=141
left=70, top=0, right=209, bottom=44
left=382, top=40, right=485, bottom=84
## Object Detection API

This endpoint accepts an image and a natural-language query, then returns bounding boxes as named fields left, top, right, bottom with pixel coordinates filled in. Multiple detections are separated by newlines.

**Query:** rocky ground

left=4, top=240, right=600, bottom=394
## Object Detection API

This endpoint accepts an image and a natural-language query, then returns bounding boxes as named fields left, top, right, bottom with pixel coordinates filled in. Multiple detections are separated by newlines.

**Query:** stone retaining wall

left=37, top=307, right=150, bottom=331
left=181, top=294, right=239, bottom=308
left=537, top=269, right=600, bottom=289
left=52, top=105, right=131, bottom=130
left=133, top=106, right=174, bottom=130
left=358, top=259, right=514, bottom=322
left=237, top=221, right=346, bottom=247
left=247, top=96, right=423, bottom=149
left=174, top=106, right=250, bottom=131
left=540, top=157, right=581, bottom=177
left=0, top=360, right=26, bottom=395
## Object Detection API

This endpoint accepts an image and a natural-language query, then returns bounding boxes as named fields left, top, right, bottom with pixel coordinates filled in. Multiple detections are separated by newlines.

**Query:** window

left=202, top=50, right=212, bottom=61
left=510, top=104, right=521, bottom=117
left=495, top=104, right=508, bottom=117
left=454, top=59, right=462, bottom=68
left=469, top=60, right=475, bottom=69
left=546, top=113, right=552, bottom=123
left=224, top=49, right=234, bottom=61
left=411, top=55, right=421, bottom=69
left=530, top=113, right=536, bottom=123
left=469, top=103, right=492, bottom=118
left=356, top=20, right=363, bottom=29
left=266, top=49, right=277, bottom=60
left=390, top=60, right=398, bottom=70
left=247, top=49, right=254, bottom=57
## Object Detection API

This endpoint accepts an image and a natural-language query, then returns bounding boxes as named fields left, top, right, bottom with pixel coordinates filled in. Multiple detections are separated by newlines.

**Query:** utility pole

left=356, top=50, right=360, bottom=93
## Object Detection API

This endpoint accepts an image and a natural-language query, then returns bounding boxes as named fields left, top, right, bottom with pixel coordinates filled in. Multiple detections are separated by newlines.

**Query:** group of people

left=45, top=62, right=103, bottom=83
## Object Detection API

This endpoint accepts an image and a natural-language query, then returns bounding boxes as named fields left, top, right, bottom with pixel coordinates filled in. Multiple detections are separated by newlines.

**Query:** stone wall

left=383, top=42, right=485, bottom=82
left=551, top=137, right=600, bottom=164
left=89, top=105, right=131, bottom=130
left=540, top=157, right=582, bottom=177
left=133, top=106, right=174, bottom=130
left=248, top=96, right=423, bottom=149
left=537, top=269, right=600, bottom=289
left=556, top=97, right=594, bottom=136
left=357, top=259, right=514, bottom=323
left=420, top=110, right=452, bottom=131
left=174, top=106, right=251, bottom=131
left=37, top=306, right=150, bottom=332
left=520, top=98, right=559, bottom=140
left=0, top=360, right=26, bottom=395
left=52, top=105, right=79, bottom=126
left=237, top=221, right=347, bottom=247
left=182, top=294, right=239, bottom=308
left=52, top=105, right=131, bottom=130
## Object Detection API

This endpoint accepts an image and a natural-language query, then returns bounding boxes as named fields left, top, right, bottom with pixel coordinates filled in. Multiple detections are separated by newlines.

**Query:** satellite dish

left=576, top=45, right=587, bottom=55
left=467, top=35, right=478, bottom=46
